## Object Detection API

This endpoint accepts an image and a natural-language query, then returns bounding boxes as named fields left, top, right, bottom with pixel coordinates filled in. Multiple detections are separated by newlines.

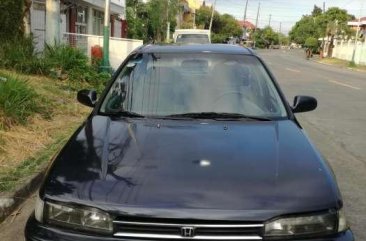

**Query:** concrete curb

left=0, top=167, right=46, bottom=223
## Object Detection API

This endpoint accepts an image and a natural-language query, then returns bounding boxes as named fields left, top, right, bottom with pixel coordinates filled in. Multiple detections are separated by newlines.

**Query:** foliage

left=44, top=44, right=89, bottom=73
left=211, top=34, right=227, bottom=43
left=0, top=74, right=46, bottom=129
left=252, top=26, right=280, bottom=48
left=289, top=6, right=355, bottom=45
left=195, top=6, right=242, bottom=42
left=196, top=5, right=220, bottom=30
left=0, top=0, right=24, bottom=40
left=278, top=33, right=289, bottom=45
left=0, top=37, right=48, bottom=74
left=312, top=5, right=323, bottom=17
left=305, top=37, right=319, bottom=47
left=0, top=37, right=110, bottom=91
left=126, top=0, right=179, bottom=42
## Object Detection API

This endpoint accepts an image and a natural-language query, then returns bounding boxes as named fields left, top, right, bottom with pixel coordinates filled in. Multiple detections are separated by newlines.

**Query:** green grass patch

left=0, top=74, right=50, bottom=129
left=0, top=130, right=72, bottom=193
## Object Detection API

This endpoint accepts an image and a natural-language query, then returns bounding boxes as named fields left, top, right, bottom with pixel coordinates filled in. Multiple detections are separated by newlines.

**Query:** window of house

left=76, top=6, right=87, bottom=34
left=93, top=10, right=104, bottom=36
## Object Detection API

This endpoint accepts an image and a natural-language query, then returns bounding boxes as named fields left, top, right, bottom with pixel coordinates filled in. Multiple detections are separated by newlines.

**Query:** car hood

left=42, top=115, right=341, bottom=221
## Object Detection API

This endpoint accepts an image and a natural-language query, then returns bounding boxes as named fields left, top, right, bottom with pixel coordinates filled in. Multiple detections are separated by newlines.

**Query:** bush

left=0, top=39, right=110, bottom=92
left=44, top=44, right=89, bottom=73
left=0, top=74, right=46, bottom=129
left=0, top=0, right=24, bottom=40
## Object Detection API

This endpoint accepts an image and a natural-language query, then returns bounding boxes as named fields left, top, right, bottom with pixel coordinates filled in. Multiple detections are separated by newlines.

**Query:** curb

left=0, top=167, right=46, bottom=223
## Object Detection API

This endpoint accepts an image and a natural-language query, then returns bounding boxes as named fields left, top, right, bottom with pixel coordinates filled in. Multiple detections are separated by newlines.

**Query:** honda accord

left=25, top=44, right=354, bottom=241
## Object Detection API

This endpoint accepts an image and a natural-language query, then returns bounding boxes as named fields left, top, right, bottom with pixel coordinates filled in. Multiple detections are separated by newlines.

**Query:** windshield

left=100, top=53, right=287, bottom=118
left=176, top=34, right=210, bottom=44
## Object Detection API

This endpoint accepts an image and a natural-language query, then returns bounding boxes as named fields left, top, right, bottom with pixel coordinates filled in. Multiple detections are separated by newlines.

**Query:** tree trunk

left=23, top=0, right=32, bottom=37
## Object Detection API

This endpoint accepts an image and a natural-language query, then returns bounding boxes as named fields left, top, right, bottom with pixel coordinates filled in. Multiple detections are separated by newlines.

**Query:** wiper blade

left=104, top=110, right=145, bottom=118
left=166, top=112, right=271, bottom=121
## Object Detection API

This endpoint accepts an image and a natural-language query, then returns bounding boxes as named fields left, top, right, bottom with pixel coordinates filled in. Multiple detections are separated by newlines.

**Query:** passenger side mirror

left=77, top=89, right=97, bottom=107
left=292, top=95, right=317, bottom=113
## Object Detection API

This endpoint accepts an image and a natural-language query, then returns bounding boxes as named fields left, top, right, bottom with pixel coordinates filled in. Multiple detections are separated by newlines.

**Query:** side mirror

left=292, top=95, right=317, bottom=113
left=77, top=89, right=97, bottom=107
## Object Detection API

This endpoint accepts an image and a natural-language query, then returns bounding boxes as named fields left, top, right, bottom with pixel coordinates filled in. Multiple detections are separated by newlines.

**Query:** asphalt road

left=0, top=49, right=365, bottom=241
left=259, top=49, right=366, bottom=240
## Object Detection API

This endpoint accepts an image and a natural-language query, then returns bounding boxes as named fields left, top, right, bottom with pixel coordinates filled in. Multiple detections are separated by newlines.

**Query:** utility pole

left=255, top=2, right=260, bottom=30
left=209, top=0, right=217, bottom=32
left=243, top=0, right=249, bottom=40
left=166, top=0, right=170, bottom=42
left=278, top=22, right=282, bottom=45
left=254, top=2, right=260, bottom=48
left=268, top=14, right=272, bottom=27
left=45, top=0, right=61, bottom=45
left=321, top=1, right=326, bottom=58
left=101, top=0, right=111, bottom=72
left=193, top=9, right=196, bottom=29
left=351, top=2, right=363, bottom=63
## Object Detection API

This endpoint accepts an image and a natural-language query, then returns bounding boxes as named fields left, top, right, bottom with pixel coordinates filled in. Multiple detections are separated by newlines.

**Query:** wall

left=332, top=40, right=366, bottom=65
left=63, top=33, right=143, bottom=69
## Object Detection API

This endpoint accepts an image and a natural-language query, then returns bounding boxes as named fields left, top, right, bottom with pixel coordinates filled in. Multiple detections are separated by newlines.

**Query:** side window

left=101, top=54, right=144, bottom=113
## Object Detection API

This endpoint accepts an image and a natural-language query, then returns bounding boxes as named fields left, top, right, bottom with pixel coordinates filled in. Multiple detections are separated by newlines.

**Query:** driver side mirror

left=292, top=95, right=317, bottom=113
left=77, top=89, right=97, bottom=107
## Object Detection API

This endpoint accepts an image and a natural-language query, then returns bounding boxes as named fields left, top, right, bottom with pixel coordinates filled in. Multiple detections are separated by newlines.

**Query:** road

left=259, top=49, right=366, bottom=240
left=0, top=49, right=365, bottom=240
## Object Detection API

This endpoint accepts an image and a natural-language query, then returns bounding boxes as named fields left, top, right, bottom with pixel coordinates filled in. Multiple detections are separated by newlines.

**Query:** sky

left=202, top=0, right=365, bottom=34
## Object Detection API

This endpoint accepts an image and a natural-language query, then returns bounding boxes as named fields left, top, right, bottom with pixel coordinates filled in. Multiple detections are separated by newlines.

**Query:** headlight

left=264, top=209, right=348, bottom=237
left=42, top=201, right=113, bottom=234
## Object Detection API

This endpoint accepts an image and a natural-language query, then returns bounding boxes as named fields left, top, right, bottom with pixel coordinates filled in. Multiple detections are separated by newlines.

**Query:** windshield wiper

left=166, top=112, right=272, bottom=121
left=103, top=110, right=145, bottom=118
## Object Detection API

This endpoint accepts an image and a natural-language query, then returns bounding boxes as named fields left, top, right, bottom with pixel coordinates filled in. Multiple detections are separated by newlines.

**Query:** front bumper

left=25, top=214, right=355, bottom=241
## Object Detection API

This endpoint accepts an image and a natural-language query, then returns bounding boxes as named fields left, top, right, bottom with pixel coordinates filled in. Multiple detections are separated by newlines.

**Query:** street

left=0, top=49, right=365, bottom=240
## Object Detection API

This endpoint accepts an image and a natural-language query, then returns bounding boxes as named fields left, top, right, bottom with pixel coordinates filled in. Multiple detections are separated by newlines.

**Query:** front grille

left=113, top=217, right=263, bottom=240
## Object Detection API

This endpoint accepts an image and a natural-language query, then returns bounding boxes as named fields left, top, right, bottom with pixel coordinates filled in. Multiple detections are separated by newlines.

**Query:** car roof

left=134, top=44, right=256, bottom=55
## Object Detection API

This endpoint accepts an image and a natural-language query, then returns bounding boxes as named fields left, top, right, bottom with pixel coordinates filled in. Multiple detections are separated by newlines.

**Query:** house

left=30, top=0, right=127, bottom=51
left=237, top=20, right=255, bottom=40
left=348, top=17, right=366, bottom=40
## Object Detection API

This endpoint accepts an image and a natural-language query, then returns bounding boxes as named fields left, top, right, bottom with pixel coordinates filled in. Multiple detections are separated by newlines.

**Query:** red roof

left=237, top=20, right=255, bottom=29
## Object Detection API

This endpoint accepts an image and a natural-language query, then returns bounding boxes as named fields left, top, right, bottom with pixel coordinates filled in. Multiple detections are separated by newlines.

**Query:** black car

left=25, top=44, right=353, bottom=241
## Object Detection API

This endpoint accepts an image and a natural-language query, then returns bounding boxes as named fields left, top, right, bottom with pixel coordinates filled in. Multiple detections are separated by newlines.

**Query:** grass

left=0, top=74, right=49, bottom=129
left=0, top=69, right=90, bottom=194
left=318, top=57, right=366, bottom=71
left=0, top=130, right=71, bottom=192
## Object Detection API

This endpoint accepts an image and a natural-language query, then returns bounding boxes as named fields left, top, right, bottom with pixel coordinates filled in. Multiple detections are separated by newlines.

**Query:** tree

left=126, top=0, right=149, bottom=41
left=195, top=5, right=220, bottom=30
left=312, top=5, right=322, bottom=17
left=252, top=26, right=279, bottom=48
left=289, top=6, right=355, bottom=46
left=289, top=16, right=318, bottom=45
left=0, top=0, right=24, bottom=40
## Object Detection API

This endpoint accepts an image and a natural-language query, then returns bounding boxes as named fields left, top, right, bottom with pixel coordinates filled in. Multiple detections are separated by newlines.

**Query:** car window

left=176, top=34, right=210, bottom=44
left=100, top=53, right=287, bottom=118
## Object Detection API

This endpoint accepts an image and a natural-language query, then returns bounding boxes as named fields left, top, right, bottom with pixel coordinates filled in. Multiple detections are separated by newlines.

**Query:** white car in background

left=173, top=29, right=211, bottom=44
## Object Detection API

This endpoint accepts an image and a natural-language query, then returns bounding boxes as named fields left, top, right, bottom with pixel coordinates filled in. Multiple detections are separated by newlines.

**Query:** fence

left=62, top=33, right=143, bottom=69
left=332, top=40, right=366, bottom=65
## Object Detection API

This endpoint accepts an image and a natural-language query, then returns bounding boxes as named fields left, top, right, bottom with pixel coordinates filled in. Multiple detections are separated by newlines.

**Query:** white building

left=31, top=0, right=127, bottom=51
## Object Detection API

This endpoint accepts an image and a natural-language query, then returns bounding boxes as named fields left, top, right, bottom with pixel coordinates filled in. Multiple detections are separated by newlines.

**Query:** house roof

left=348, top=16, right=366, bottom=26
left=237, top=20, right=256, bottom=29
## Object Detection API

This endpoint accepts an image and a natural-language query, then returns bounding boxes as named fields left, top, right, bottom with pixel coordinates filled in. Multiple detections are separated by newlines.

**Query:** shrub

left=44, top=44, right=89, bottom=73
left=0, top=39, right=109, bottom=92
left=0, top=74, right=46, bottom=129
left=0, top=0, right=24, bottom=40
